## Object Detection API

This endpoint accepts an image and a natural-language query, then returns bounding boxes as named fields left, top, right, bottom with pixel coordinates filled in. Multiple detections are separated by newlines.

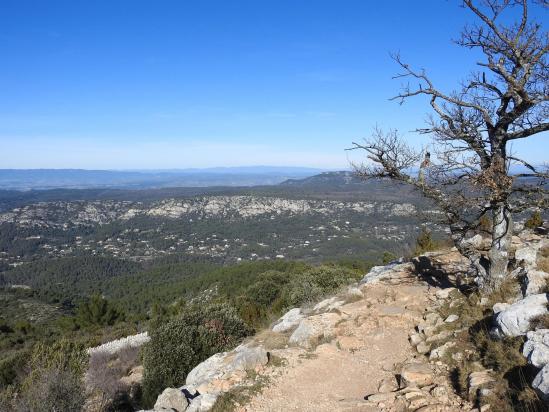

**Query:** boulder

left=185, top=353, right=226, bottom=391
left=523, top=329, right=549, bottom=368
left=493, top=294, right=549, bottom=337
left=289, top=312, right=341, bottom=348
left=492, top=302, right=510, bottom=314
left=154, top=388, right=188, bottom=412
left=523, top=270, right=549, bottom=297
left=185, top=344, right=268, bottom=394
left=532, top=363, right=549, bottom=401
left=400, top=363, right=434, bottom=388
left=272, top=308, right=304, bottom=333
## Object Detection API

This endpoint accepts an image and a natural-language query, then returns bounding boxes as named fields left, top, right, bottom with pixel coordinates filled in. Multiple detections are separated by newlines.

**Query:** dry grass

left=210, top=371, right=270, bottom=412
left=253, top=330, right=289, bottom=350
left=537, top=246, right=549, bottom=273
left=529, top=313, right=549, bottom=330
left=431, top=277, right=547, bottom=411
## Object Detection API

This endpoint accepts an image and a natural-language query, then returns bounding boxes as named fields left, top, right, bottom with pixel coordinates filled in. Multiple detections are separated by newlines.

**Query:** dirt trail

left=243, top=268, right=436, bottom=412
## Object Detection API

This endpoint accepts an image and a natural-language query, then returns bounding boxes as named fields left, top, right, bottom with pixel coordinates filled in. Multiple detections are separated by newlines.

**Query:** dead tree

left=350, top=0, right=548, bottom=292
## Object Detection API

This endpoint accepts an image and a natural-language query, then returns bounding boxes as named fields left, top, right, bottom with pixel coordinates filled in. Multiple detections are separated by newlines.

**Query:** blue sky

left=0, top=0, right=546, bottom=169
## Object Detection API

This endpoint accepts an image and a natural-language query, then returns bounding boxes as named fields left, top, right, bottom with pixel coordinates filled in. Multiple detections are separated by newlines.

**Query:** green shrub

left=382, top=251, right=397, bottom=264
left=244, top=271, right=289, bottom=307
left=14, top=339, right=88, bottom=412
left=76, top=294, right=124, bottom=327
left=18, top=367, right=86, bottom=412
left=141, top=303, right=252, bottom=407
left=414, top=227, right=436, bottom=255
left=0, top=351, right=28, bottom=389
left=525, top=211, right=543, bottom=229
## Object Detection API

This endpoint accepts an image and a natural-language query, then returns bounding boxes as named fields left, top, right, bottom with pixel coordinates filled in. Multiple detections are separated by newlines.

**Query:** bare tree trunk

left=487, top=202, right=513, bottom=291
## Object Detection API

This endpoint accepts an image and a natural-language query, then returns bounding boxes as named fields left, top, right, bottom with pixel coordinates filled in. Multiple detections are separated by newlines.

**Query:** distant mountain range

left=0, top=167, right=329, bottom=190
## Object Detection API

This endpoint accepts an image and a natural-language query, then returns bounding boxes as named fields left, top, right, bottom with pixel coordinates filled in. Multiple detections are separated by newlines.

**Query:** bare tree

left=350, top=0, right=548, bottom=291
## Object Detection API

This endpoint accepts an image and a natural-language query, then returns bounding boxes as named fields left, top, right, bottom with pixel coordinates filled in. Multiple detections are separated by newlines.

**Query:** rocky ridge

left=0, top=196, right=420, bottom=228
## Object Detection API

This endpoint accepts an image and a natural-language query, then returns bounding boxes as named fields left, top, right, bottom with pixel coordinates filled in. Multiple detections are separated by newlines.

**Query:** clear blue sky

left=0, top=0, right=546, bottom=169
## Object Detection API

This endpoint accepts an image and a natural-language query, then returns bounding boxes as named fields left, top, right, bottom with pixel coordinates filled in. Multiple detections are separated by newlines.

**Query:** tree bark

left=487, top=202, right=513, bottom=291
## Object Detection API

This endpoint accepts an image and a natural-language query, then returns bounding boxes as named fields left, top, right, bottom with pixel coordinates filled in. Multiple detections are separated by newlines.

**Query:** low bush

left=525, top=211, right=543, bottom=230
left=9, top=339, right=89, bottom=411
left=141, top=303, right=252, bottom=407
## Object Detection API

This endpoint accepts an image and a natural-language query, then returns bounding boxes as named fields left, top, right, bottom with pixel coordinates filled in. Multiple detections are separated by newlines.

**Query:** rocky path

left=243, top=266, right=442, bottom=412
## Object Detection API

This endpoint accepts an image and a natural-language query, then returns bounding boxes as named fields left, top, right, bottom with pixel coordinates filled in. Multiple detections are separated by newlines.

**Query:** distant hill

left=0, top=167, right=326, bottom=190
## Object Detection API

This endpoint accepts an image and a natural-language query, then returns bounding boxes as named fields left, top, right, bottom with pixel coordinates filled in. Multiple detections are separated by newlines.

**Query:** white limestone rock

left=186, top=394, right=218, bottom=412
left=185, top=344, right=268, bottom=394
left=492, top=302, right=510, bottom=314
left=515, top=246, right=539, bottom=268
left=533, top=363, right=549, bottom=401
left=289, top=312, right=342, bottom=348
left=359, top=262, right=412, bottom=284
left=87, top=332, right=150, bottom=356
left=272, top=308, right=304, bottom=333
left=445, top=314, right=459, bottom=323
left=523, top=329, right=549, bottom=368
left=154, top=388, right=188, bottom=412
left=523, top=270, right=549, bottom=297
left=494, top=294, right=549, bottom=337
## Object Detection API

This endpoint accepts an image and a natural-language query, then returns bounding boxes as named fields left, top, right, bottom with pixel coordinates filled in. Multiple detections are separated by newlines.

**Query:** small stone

left=410, top=333, right=424, bottom=346
left=400, top=363, right=434, bottom=388
left=417, top=341, right=431, bottom=354
left=444, top=314, right=459, bottom=323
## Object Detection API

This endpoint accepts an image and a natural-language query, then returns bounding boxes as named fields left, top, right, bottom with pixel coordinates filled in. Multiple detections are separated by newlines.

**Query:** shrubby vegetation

left=1, top=339, right=88, bottom=411
left=142, top=303, right=252, bottom=406
left=525, top=210, right=543, bottom=230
